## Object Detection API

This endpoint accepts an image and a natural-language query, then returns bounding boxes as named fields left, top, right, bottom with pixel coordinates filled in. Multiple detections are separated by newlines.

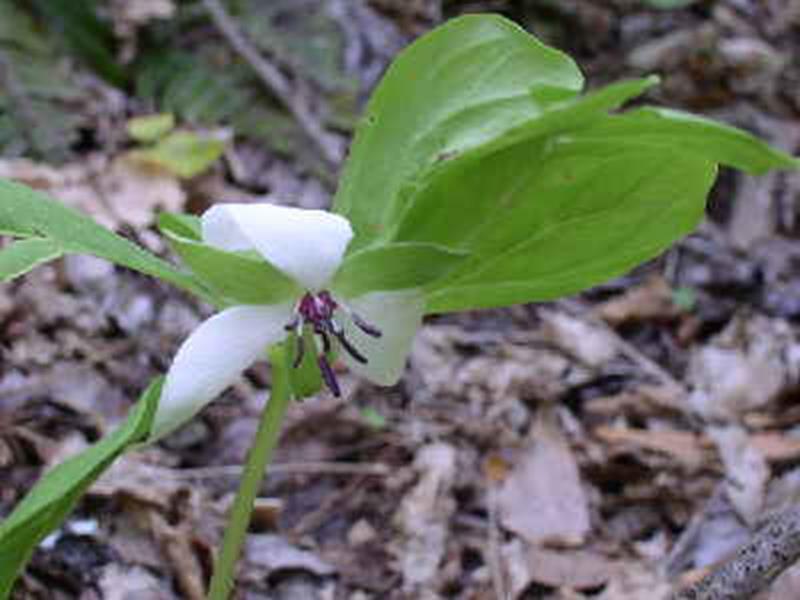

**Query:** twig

left=200, top=0, right=343, bottom=166
left=172, top=461, right=390, bottom=479
left=671, top=505, right=800, bottom=599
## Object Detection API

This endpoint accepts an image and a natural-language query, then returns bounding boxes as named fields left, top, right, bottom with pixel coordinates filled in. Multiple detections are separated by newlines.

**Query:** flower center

left=284, top=290, right=381, bottom=396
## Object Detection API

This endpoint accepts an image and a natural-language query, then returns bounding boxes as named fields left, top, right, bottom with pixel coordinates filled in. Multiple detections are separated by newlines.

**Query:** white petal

left=150, top=303, right=293, bottom=440
left=338, top=291, right=425, bottom=386
left=202, top=203, right=353, bottom=291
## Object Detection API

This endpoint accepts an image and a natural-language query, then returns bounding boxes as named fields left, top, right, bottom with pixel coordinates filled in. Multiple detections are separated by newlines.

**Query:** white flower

left=151, top=203, right=425, bottom=440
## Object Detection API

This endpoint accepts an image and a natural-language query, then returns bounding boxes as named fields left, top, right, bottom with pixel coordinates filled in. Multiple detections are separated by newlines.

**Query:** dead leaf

left=0, top=155, right=185, bottom=229
left=593, top=426, right=709, bottom=470
left=541, top=310, right=618, bottom=368
left=708, top=425, right=769, bottom=525
left=242, top=534, right=335, bottom=582
left=394, top=442, right=457, bottom=591
left=97, top=564, right=177, bottom=600
left=595, top=276, right=678, bottom=325
left=498, top=406, right=590, bottom=547
left=687, top=313, right=795, bottom=421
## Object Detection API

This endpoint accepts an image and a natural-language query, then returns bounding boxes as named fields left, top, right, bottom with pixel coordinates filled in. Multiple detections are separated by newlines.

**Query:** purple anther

left=352, top=312, right=382, bottom=338
left=285, top=290, right=381, bottom=395
left=318, top=328, right=332, bottom=354
left=334, top=330, right=368, bottom=364
left=318, top=355, right=341, bottom=397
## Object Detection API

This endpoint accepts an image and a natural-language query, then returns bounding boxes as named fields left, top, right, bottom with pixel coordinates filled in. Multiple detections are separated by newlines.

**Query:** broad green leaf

left=0, top=179, right=209, bottom=299
left=393, top=77, right=660, bottom=245
left=333, top=14, right=584, bottom=251
left=129, top=131, right=226, bottom=178
left=127, top=113, right=175, bottom=143
left=576, top=107, right=799, bottom=174
left=333, top=242, right=467, bottom=298
left=159, top=226, right=299, bottom=306
left=0, top=238, right=62, bottom=281
left=425, top=138, right=717, bottom=312
left=0, top=378, right=163, bottom=599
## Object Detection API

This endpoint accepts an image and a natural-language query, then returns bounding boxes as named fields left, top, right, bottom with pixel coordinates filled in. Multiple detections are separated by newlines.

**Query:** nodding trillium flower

left=151, top=203, right=425, bottom=440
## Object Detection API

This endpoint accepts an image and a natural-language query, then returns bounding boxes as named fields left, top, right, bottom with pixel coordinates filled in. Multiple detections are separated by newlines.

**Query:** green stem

left=207, top=345, right=292, bottom=600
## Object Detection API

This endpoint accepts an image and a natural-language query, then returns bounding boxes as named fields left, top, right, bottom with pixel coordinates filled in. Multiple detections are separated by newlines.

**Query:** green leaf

left=157, top=212, right=202, bottom=241
left=333, top=242, right=468, bottom=298
left=392, top=77, right=660, bottom=246
left=0, top=378, right=163, bottom=599
left=425, top=138, right=717, bottom=312
left=158, top=224, right=299, bottom=305
left=576, top=107, right=800, bottom=175
left=0, top=178, right=209, bottom=299
left=127, top=113, right=175, bottom=143
left=0, top=238, right=63, bottom=281
left=129, top=131, right=226, bottom=178
left=333, top=14, right=584, bottom=251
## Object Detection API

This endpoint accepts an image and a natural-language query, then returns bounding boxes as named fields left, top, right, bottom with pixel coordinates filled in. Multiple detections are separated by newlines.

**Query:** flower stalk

left=207, top=344, right=293, bottom=600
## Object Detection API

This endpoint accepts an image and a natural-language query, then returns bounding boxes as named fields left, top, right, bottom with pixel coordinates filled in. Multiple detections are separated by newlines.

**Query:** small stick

left=671, top=505, right=800, bottom=599
left=201, top=0, right=342, bottom=166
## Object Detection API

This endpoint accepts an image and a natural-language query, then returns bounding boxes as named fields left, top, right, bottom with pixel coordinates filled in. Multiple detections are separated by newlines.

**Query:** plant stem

left=207, top=346, right=292, bottom=600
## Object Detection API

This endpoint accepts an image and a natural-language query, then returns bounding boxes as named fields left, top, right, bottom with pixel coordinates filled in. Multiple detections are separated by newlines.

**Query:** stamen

left=334, top=330, right=368, bottom=364
left=317, top=328, right=332, bottom=354
left=352, top=312, right=382, bottom=338
left=286, top=290, right=381, bottom=395
left=318, top=355, right=341, bottom=397
left=292, top=333, right=305, bottom=369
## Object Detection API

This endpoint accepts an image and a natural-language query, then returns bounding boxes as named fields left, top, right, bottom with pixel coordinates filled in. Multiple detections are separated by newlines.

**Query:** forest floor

left=2, top=1, right=800, bottom=598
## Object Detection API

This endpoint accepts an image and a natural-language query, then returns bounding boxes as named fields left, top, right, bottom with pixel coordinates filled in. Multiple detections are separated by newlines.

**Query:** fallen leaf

left=498, top=406, right=590, bottom=547
left=394, top=442, right=457, bottom=591
left=595, top=276, right=679, bottom=325
left=541, top=310, right=618, bottom=368
left=593, top=426, right=709, bottom=470
left=708, top=425, right=769, bottom=525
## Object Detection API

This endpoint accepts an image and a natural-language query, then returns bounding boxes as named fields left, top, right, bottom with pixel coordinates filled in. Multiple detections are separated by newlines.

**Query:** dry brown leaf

left=526, top=545, right=613, bottom=590
left=708, top=425, right=769, bottom=525
left=687, top=313, right=796, bottom=421
left=752, top=432, right=800, bottom=463
left=394, top=442, right=457, bottom=592
left=498, top=406, right=590, bottom=547
left=598, top=562, right=672, bottom=600
left=242, top=534, right=335, bottom=583
left=595, top=276, right=678, bottom=325
left=540, top=310, right=618, bottom=368
left=97, top=564, right=177, bottom=600
left=0, top=155, right=185, bottom=229
left=593, top=426, right=709, bottom=470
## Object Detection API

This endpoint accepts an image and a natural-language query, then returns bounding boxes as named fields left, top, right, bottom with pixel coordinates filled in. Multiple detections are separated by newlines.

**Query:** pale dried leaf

left=97, top=564, right=176, bottom=600
left=394, top=442, right=457, bottom=591
left=243, top=534, right=336, bottom=581
left=708, top=425, right=769, bottom=525
left=541, top=311, right=618, bottom=368
left=595, top=276, right=678, bottom=325
left=687, top=314, right=795, bottom=420
left=498, top=407, right=590, bottom=546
